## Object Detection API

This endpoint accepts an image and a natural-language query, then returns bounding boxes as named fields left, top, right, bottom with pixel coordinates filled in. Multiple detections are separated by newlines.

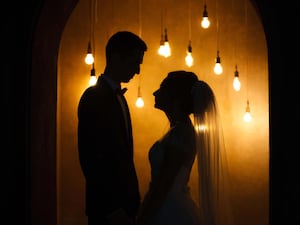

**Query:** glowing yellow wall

left=57, top=0, right=269, bottom=224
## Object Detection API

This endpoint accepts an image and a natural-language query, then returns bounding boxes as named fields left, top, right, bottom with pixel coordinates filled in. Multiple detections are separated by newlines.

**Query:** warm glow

left=243, top=100, right=252, bottom=122
left=88, top=64, right=97, bottom=86
left=163, top=41, right=171, bottom=57
left=194, top=124, right=207, bottom=132
left=85, top=53, right=94, bottom=65
left=85, top=41, right=94, bottom=65
left=135, top=97, right=144, bottom=108
left=158, top=42, right=171, bottom=58
left=214, top=62, right=223, bottom=75
left=158, top=43, right=165, bottom=56
left=233, top=77, right=241, bottom=91
left=185, top=52, right=193, bottom=67
left=214, top=51, right=223, bottom=75
left=89, top=75, right=97, bottom=86
left=233, top=65, right=241, bottom=91
left=201, top=3, right=210, bottom=29
left=201, top=17, right=210, bottom=29
left=243, top=111, right=252, bottom=122
left=159, top=28, right=171, bottom=58
left=136, top=86, right=144, bottom=108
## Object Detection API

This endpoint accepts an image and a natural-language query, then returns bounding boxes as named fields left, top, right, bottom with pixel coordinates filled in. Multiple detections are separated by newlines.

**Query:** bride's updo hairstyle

left=164, top=70, right=215, bottom=116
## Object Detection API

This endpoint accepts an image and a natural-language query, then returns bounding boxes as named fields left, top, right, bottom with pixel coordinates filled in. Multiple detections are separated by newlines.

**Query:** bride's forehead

left=161, top=76, right=177, bottom=87
left=160, top=79, right=168, bottom=88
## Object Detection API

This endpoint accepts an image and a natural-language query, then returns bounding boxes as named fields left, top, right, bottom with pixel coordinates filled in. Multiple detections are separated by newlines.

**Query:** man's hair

left=105, top=31, right=147, bottom=60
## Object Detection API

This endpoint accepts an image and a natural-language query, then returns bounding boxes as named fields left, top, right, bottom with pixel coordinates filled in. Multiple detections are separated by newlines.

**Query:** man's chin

left=121, top=79, right=130, bottom=83
left=123, top=76, right=133, bottom=83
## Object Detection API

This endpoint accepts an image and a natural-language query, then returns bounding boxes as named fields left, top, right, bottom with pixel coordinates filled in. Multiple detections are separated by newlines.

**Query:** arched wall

left=30, top=0, right=281, bottom=225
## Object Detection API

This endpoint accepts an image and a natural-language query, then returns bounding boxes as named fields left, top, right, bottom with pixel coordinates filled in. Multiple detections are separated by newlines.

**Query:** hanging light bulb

left=136, top=96, right=144, bottom=108
left=158, top=34, right=165, bottom=56
left=243, top=99, right=252, bottom=122
left=233, top=64, right=241, bottom=91
left=185, top=41, right=194, bottom=67
left=89, top=64, right=97, bottom=86
left=85, top=41, right=94, bottom=65
left=214, top=50, right=223, bottom=75
left=162, top=28, right=171, bottom=58
left=135, top=86, right=144, bottom=108
left=201, top=3, right=210, bottom=29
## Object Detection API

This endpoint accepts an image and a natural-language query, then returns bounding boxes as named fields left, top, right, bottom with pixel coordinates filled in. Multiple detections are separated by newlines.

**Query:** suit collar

left=100, top=74, right=120, bottom=91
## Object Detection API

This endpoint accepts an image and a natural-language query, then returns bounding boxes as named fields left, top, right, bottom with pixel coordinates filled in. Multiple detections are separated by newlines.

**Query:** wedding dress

left=143, top=122, right=202, bottom=225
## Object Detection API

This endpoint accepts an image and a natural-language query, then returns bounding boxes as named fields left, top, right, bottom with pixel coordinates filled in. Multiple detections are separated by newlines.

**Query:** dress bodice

left=148, top=122, right=196, bottom=194
left=144, top=122, right=202, bottom=225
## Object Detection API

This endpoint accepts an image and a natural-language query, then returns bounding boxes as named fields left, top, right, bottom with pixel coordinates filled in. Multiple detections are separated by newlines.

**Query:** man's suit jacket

left=77, top=76, right=140, bottom=219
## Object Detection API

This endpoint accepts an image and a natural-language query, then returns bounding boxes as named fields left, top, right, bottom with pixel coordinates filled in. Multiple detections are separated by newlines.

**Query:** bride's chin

left=154, top=104, right=161, bottom=110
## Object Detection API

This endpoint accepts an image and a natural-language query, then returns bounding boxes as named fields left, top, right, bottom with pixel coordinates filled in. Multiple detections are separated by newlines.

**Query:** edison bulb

left=163, top=41, right=171, bottom=57
left=201, top=17, right=210, bottom=29
left=135, top=97, right=144, bottom=108
left=185, top=52, right=193, bottom=67
left=85, top=53, right=94, bottom=65
left=158, top=44, right=165, bottom=56
left=233, top=77, right=241, bottom=91
left=243, top=111, right=252, bottom=122
left=214, top=63, right=223, bottom=75
left=243, top=100, right=252, bottom=122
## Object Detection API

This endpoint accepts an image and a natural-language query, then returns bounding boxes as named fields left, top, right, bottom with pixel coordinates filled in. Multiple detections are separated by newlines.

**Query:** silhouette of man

left=78, top=31, right=147, bottom=225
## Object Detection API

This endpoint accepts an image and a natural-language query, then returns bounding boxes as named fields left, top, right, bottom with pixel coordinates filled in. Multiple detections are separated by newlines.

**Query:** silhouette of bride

left=137, top=70, right=233, bottom=225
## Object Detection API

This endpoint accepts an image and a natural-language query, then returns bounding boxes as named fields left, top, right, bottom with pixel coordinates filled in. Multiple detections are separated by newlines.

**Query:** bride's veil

left=191, top=80, right=234, bottom=225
